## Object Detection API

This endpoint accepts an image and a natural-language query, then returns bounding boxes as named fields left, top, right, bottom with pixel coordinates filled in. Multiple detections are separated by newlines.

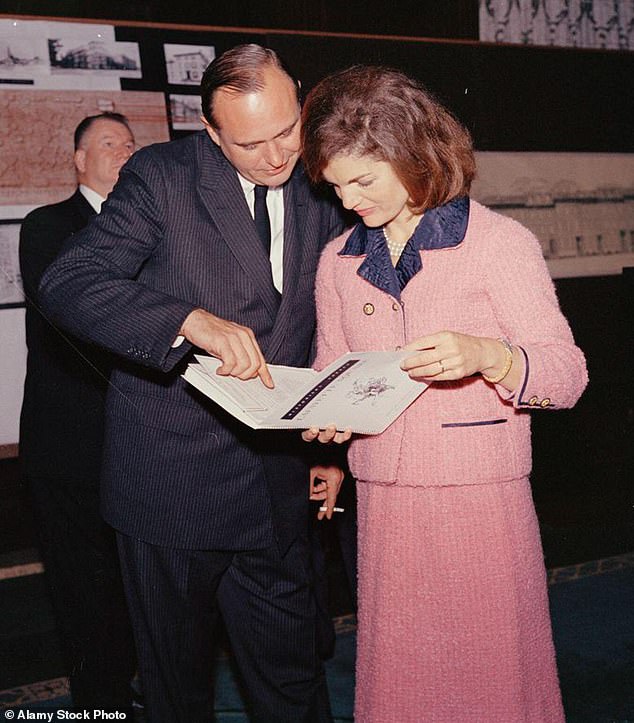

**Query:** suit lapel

left=196, top=135, right=281, bottom=319
left=265, top=165, right=309, bottom=360
left=280, top=165, right=306, bottom=301
left=70, top=189, right=97, bottom=230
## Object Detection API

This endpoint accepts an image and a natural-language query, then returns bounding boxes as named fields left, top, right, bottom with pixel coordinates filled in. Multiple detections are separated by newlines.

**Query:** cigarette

left=319, top=506, right=344, bottom=512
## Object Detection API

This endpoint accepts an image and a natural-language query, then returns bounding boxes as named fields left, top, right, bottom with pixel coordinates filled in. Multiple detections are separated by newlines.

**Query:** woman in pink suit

left=301, top=65, right=588, bottom=722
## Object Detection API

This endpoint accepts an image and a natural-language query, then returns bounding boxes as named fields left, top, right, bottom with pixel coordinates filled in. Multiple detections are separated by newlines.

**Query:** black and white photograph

left=0, top=19, right=136, bottom=89
left=168, top=93, right=203, bottom=130
left=471, top=151, right=634, bottom=277
left=48, top=35, right=141, bottom=78
left=0, top=222, right=23, bottom=307
left=0, top=28, right=48, bottom=83
left=163, top=43, right=215, bottom=85
left=478, top=0, right=634, bottom=50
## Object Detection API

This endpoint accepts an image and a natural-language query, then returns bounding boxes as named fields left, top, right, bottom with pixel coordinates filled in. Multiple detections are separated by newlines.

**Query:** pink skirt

left=354, top=477, right=564, bottom=723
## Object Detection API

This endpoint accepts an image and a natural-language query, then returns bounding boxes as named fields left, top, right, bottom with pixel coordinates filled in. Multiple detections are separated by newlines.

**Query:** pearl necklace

left=382, top=227, right=409, bottom=258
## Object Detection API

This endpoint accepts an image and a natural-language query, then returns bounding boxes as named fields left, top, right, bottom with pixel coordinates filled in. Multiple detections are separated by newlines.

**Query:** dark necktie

left=254, top=184, right=271, bottom=255
left=253, top=184, right=281, bottom=306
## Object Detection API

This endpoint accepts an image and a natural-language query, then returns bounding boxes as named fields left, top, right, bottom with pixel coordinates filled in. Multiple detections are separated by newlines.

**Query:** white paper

left=184, top=351, right=428, bottom=435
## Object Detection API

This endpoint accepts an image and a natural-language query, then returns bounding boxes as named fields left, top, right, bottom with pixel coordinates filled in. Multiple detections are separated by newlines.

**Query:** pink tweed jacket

left=313, top=200, right=588, bottom=487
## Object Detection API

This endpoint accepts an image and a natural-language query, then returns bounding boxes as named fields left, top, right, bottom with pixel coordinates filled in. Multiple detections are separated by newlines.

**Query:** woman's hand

left=401, top=331, right=521, bottom=390
left=302, top=424, right=352, bottom=444
left=401, top=331, right=487, bottom=380
left=309, top=465, right=345, bottom=520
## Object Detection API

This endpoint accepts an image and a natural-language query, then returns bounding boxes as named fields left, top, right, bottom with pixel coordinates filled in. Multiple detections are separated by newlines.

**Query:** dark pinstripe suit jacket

left=19, top=189, right=112, bottom=482
left=39, top=132, right=344, bottom=552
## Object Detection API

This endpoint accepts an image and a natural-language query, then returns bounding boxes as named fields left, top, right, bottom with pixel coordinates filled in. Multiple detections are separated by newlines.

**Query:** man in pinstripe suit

left=39, top=45, right=345, bottom=722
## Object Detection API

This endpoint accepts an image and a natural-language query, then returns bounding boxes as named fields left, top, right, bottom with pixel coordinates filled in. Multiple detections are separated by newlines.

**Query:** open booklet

left=183, top=350, right=428, bottom=435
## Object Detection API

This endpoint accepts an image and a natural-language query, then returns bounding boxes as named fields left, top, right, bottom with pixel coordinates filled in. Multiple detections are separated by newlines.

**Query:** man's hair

left=74, top=112, right=132, bottom=151
left=301, top=65, right=476, bottom=212
left=200, top=43, right=300, bottom=127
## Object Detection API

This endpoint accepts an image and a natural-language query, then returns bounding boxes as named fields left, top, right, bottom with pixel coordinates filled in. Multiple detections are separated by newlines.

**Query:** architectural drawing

left=48, top=38, right=141, bottom=76
left=0, top=223, right=23, bottom=306
left=169, top=94, right=203, bottom=131
left=164, top=44, right=215, bottom=85
left=472, top=152, right=634, bottom=277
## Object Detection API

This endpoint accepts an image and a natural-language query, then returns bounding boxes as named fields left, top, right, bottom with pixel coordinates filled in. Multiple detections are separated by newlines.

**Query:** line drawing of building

left=0, top=42, right=42, bottom=69
left=165, top=48, right=214, bottom=85
left=471, top=152, right=634, bottom=276
left=0, top=226, right=23, bottom=304
left=482, top=188, right=634, bottom=261
left=169, top=94, right=202, bottom=129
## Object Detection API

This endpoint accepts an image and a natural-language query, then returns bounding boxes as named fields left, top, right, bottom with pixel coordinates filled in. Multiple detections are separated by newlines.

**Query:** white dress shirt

left=79, top=184, right=106, bottom=214
left=237, top=174, right=285, bottom=293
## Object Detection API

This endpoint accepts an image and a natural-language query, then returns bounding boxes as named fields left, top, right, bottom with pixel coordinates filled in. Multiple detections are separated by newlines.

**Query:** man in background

left=19, top=112, right=138, bottom=710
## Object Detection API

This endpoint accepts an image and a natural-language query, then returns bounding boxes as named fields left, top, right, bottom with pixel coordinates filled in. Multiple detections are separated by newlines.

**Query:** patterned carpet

left=1, top=553, right=633, bottom=721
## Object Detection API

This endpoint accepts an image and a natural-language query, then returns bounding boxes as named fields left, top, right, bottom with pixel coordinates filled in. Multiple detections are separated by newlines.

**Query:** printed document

left=183, top=351, right=428, bottom=435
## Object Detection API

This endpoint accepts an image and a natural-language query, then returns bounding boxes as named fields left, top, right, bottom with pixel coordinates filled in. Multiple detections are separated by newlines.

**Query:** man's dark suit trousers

left=117, top=532, right=332, bottom=723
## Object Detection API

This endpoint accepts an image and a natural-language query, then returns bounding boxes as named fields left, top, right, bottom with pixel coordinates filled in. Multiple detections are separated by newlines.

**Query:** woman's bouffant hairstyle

left=301, top=65, right=476, bottom=212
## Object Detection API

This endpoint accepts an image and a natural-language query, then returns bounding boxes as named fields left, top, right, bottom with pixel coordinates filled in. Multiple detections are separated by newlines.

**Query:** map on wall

left=0, top=89, right=170, bottom=213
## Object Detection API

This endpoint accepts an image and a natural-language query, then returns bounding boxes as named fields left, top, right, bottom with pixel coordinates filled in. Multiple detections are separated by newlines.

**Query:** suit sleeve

left=322, top=200, right=348, bottom=251
left=19, top=206, right=74, bottom=304
left=481, top=214, right=588, bottom=410
left=38, top=154, right=196, bottom=372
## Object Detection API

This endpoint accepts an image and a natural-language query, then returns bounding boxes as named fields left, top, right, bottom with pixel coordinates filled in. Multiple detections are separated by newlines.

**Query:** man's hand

left=302, top=424, right=352, bottom=444
left=180, top=308, right=274, bottom=388
left=309, top=465, right=344, bottom=520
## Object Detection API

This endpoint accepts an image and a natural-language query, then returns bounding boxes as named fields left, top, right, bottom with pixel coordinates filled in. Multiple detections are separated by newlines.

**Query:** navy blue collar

left=338, top=195, right=470, bottom=299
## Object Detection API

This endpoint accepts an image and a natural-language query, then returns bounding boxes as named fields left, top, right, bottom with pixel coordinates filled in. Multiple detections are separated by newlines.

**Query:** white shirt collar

left=236, top=174, right=283, bottom=204
left=79, top=184, right=107, bottom=213
left=235, top=173, right=285, bottom=293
